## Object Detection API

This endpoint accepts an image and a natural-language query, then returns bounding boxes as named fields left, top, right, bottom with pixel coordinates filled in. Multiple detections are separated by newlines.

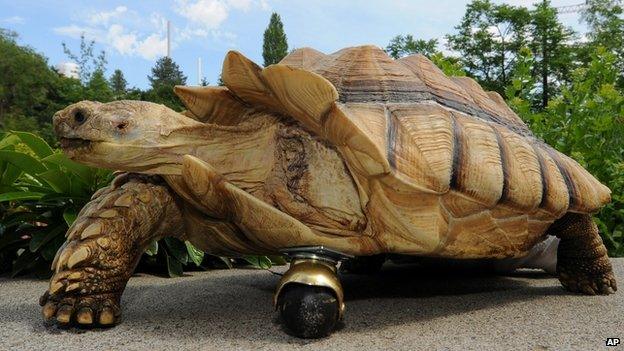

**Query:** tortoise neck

left=166, top=118, right=280, bottom=188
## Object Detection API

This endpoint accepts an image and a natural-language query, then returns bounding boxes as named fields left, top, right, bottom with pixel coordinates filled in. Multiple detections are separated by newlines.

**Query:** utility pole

left=167, top=20, right=171, bottom=58
left=198, top=57, right=202, bottom=85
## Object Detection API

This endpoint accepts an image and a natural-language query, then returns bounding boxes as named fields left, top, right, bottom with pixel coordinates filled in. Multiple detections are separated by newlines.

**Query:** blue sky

left=0, top=0, right=587, bottom=89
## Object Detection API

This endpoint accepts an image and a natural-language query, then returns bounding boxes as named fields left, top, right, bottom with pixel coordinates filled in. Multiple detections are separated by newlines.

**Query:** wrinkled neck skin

left=86, top=116, right=279, bottom=189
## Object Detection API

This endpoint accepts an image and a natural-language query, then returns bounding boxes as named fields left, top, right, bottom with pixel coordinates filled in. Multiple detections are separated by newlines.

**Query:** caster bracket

left=274, top=246, right=349, bottom=319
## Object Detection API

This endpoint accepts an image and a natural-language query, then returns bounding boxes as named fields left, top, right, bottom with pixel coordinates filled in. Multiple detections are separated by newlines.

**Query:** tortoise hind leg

left=549, top=213, right=617, bottom=295
left=40, top=174, right=184, bottom=327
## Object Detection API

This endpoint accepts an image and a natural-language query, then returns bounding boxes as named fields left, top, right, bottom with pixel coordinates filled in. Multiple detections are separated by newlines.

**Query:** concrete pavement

left=0, top=259, right=622, bottom=351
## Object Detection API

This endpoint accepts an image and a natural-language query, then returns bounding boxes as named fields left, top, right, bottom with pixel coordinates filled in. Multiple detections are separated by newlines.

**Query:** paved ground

left=0, top=259, right=622, bottom=351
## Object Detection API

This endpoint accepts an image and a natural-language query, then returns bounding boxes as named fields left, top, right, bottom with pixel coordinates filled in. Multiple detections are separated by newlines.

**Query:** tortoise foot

left=553, top=214, right=618, bottom=296
left=40, top=290, right=121, bottom=327
left=558, top=268, right=617, bottom=295
left=277, top=284, right=340, bottom=338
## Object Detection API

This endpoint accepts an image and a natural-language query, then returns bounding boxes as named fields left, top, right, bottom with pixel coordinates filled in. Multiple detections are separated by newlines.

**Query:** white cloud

left=228, top=0, right=253, bottom=11
left=54, top=24, right=102, bottom=39
left=87, top=6, right=127, bottom=25
left=259, top=0, right=270, bottom=11
left=135, top=33, right=168, bottom=60
left=107, top=24, right=137, bottom=55
left=1, top=16, right=25, bottom=25
left=175, top=0, right=229, bottom=29
left=149, top=12, right=168, bottom=32
left=54, top=22, right=166, bottom=60
left=54, top=2, right=268, bottom=61
left=174, top=0, right=269, bottom=29
left=172, top=0, right=267, bottom=48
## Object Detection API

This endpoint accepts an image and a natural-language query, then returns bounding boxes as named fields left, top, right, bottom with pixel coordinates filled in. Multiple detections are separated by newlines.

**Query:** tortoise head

left=53, top=100, right=204, bottom=173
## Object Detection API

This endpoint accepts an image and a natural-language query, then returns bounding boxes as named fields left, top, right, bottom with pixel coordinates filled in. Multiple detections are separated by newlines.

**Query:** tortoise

left=43, top=45, right=616, bottom=338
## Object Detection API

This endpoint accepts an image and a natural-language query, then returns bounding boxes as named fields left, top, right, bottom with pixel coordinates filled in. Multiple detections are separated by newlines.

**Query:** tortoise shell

left=175, top=45, right=610, bottom=257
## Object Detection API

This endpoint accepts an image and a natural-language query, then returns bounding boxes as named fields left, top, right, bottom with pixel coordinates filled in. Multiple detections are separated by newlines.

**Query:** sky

left=0, top=0, right=589, bottom=89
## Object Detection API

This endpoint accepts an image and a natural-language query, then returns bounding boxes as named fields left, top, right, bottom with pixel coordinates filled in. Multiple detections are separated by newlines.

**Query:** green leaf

left=0, top=191, right=44, bottom=202
left=185, top=241, right=204, bottom=266
left=42, top=152, right=93, bottom=184
left=0, top=150, right=47, bottom=175
left=40, top=235, right=65, bottom=261
left=63, top=208, right=77, bottom=226
left=243, top=255, right=272, bottom=269
left=165, top=253, right=183, bottom=277
left=1, top=163, right=22, bottom=185
left=38, top=169, right=71, bottom=193
left=268, top=255, right=288, bottom=265
left=12, top=131, right=54, bottom=158
left=0, top=134, right=20, bottom=150
left=1, top=212, right=40, bottom=228
left=11, top=250, right=39, bottom=277
left=0, top=230, right=26, bottom=251
left=29, top=225, right=66, bottom=252
left=216, top=256, right=233, bottom=269
left=145, top=240, right=158, bottom=256
left=68, top=177, right=91, bottom=199
left=0, top=185, right=18, bottom=193
left=164, top=237, right=188, bottom=265
left=40, top=192, right=75, bottom=202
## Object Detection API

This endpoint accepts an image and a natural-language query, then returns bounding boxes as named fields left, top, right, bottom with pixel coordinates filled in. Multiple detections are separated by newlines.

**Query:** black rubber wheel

left=340, top=255, right=386, bottom=275
left=277, top=284, right=340, bottom=339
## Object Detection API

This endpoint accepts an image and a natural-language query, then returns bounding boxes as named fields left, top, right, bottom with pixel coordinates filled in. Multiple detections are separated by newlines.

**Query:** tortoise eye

left=74, top=110, right=86, bottom=124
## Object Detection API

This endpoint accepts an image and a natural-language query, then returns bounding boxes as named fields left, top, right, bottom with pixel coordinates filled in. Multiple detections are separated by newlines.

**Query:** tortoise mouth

left=59, top=137, right=92, bottom=150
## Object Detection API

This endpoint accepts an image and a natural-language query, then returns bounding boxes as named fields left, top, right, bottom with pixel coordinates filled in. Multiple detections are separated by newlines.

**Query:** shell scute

left=386, top=103, right=454, bottom=193
left=450, top=113, right=504, bottom=207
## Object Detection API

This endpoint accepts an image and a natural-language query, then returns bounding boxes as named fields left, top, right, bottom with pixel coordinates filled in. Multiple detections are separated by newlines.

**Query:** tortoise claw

left=40, top=290, right=121, bottom=328
left=558, top=269, right=617, bottom=295
left=76, top=307, right=94, bottom=325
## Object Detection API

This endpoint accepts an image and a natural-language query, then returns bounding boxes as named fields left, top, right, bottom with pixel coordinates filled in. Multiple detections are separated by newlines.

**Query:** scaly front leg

left=40, top=174, right=184, bottom=327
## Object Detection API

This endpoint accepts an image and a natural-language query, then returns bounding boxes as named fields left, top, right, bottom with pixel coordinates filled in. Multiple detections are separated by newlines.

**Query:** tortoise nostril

left=116, top=122, right=127, bottom=130
left=74, top=110, right=86, bottom=124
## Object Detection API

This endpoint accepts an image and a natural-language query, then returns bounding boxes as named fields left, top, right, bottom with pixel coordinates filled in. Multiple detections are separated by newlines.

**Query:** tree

left=148, top=56, right=187, bottom=88
left=384, top=34, right=466, bottom=76
left=109, top=69, right=127, bottom=98
left=62, top=34, right=107, bottom=84
left=86, top=69, right=113, bottom=102
left=146, top=56, right=187, bottom=110
left=529, top=0, right=575, bottom=108
left=581, top=0, right=624, bottom=88
left=0, top=28, right=69, bottom=141
left=386, top=35, right=438, bottom=59
left=200, top=77, right=209, bottom=86
left=446, top=0, right=531, bottom=94
left=0, top=29, right=50, bottom=122
left=262, top=12, right=288, bottom=66
left=430, top=53, right=466, bottom=77
left=504, top=47, right=535, bottom=116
